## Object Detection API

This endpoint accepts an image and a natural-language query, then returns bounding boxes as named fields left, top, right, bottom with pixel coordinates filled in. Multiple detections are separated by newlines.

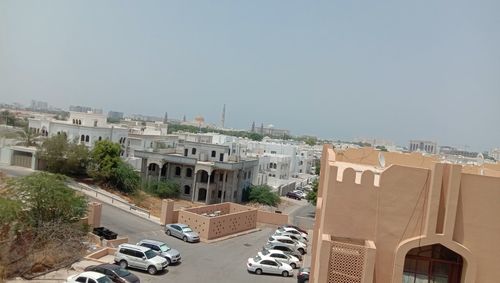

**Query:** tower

left=221, top=104, right=226, bottom=128
left=163, top=112, right=168, bottom=124
left=251, top=121, right=255, bottom=132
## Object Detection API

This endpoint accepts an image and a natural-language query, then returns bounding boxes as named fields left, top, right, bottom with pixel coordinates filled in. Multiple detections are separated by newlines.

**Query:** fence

left=68, top=181, right=151, bottom=219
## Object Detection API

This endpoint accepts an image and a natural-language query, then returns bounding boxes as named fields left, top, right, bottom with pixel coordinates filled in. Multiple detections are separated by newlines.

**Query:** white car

left=274, top=230, right=308, bottom=245
left=66, top=271, right=113, bottom=283
left=258, top=249, right=301, bottom=269
left=277, top=226, right=309, bottom=240
left=268, top=235, right=306, bottom=255
left=293, top=190, right=307, bottom=199
left=247, top=255, right=293, bottom=277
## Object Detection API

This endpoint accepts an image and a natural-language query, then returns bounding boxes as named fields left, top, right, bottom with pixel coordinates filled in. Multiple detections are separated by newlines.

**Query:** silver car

left=136, top=239, right=181, bottom=265
left=114, top=244, right=168, bottom=275
left=165, top=223, right=200, bottom=243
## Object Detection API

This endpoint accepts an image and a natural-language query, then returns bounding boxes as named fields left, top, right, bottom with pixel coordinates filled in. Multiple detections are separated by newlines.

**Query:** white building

left=28, top=112, right=128, bottom=147
left=409, top=140, right=438, bottom=154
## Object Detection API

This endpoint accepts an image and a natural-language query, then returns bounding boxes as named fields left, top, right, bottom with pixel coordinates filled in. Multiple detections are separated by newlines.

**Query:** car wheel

left=282, top=271, right=289, bottom=277
left=298, top=248, right=305, bottom=255
left=147, top=265, right=157, bottom=275
left=119, top=260, right=128, bottom=269
left=183, top=236, right=188, bottom=242
left=165, top=258, right=171, bottom=265
left=255, top=269, right=262, bottom=275
left=290, top=263, right=296, bottom=269
left=166, top=229, right=171, bottom=236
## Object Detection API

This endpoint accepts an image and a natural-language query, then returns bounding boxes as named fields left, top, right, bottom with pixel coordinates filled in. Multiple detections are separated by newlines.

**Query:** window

left=75, top=277, right=87, bottom=283
left=219, top=174, right=223, bottom=181
left=94, top=120, right=98, bottom=127
left=211, top=150, right=216, bottom=157
left=98, top=136, right=102, bottom=141
left=192, top=148, right=197, bottom=155
left=261, top=260, right=277, bottom=266
left=218, top=190, right=222, bottom=198
left=175, top=167, right=181, bottom=176
left=81, top=135, right=85, bottom=142
left=200, top=171, right=208, bottom=183
left=186, top=168, right=193, bottom=178
left=184, top=148, right=188, bottom=156
left=219, top=153, right=224, bottom=161
left=85, top=135, right=89, bottom=142
left=248, top=171, right=252, bottom=179
left=88, top=279, right=97, bottom=283
left=184, top=185, right=191, bottom=195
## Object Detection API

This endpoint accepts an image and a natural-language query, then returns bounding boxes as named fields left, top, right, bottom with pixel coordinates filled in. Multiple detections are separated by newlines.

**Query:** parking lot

left=101, top=202, right=308, bottom=283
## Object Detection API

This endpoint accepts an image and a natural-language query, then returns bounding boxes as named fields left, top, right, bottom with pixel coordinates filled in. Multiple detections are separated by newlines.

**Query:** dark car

left=84, top=264, right=140, bottom=283
left=297, top=267, right=310, bottom=283
left=286, top=191, right=302, bottom=200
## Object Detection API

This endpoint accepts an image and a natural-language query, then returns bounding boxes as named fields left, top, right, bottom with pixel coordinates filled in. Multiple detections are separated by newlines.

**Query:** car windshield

left=145, top=249, right=157, bottom=259
left=253, top=255, right=262, bottom=262
left=261, top=249, right=270, bottom=255
left=276, top=228, right=285, bottom=233
left=275, top=260, right=282, bottom=266
left=114, top=268, right=130, bottom=277
left=97, top=277, right=113, bottom=283
left=182, top=228, right=193, bottom=233
left=159, top=244, right=170, bottom=252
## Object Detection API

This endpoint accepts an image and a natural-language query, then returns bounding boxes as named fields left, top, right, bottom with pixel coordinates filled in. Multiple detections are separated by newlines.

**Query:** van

left=114, top=244, right=168, bottom=275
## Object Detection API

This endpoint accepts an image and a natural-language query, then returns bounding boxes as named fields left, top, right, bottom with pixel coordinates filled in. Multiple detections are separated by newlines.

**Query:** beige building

left=310, top=145, right=500, bottom=283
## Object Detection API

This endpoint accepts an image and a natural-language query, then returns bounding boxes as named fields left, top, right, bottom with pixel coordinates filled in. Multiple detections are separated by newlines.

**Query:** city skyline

left=1, top=0, right=499, bottom=151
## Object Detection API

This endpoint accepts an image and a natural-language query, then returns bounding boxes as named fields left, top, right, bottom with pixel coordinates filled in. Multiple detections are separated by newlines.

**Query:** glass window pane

left=403, top=272, right=415, bottom=283
left=416, top=260, right=429, bottom=275
left=404, top=258, right=417, bottom=272
left=432, top=262, right=450, bottom=277
left=415, top=274, right=429, bottom=283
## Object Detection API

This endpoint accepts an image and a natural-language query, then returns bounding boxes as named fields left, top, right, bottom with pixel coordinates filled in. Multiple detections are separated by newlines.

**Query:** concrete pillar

left=221, top=171, right=227, bottom=203
left=157, top=164, right=161, bottom=182
left=160, top=199, right=175, bottom=225
left=191, top=170, right=198, bottom=202
left=206, top=173, right=211, bottom=204
left=87, top=202, right=102, bottom=228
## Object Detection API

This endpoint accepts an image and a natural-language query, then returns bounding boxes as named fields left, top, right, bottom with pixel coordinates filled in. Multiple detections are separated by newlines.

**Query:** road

left=0, top=164, right=34, bottom=177
left=99, top=202, right=302, bottom=283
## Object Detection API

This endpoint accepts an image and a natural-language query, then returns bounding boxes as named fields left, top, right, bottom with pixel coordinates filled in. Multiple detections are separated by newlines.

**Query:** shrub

left=111, top=162, right=140, bottom=194
left=248, top=185, right=281, bottom=207
left=145, top=180, right=180, bottom=199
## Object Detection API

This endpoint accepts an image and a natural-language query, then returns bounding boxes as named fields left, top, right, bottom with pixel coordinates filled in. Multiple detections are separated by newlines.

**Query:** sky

left=1, top=0, right=499, bottom=151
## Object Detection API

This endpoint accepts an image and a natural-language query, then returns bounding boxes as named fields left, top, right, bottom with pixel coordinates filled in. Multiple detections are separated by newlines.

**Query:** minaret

left=221, top=104, right=226, bottom=128
left=251, top=121, right=255, bottom=132
left=163, top=112, right=168, bottom=124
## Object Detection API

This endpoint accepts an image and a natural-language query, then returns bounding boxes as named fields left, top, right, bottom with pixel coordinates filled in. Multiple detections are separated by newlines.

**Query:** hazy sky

left=1, top=1, right=499, bottom=151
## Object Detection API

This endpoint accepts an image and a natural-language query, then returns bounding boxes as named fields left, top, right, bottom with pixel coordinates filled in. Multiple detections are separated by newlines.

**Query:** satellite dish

left=378, top=152, right=386, bottom=168
left=476, top=153, right=484, bottom=166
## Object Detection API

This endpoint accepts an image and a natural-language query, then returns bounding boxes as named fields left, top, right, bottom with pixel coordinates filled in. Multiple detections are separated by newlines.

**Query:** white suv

left=114, top=244, right=168, bottom=275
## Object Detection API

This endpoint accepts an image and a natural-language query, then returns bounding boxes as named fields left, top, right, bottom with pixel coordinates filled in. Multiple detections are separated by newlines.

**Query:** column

left=221, top=171, right=227, bottom=203
left=157, top=163, right=161, bottom=182
left=191, top=170, right=197, bottom=202
left=206, top=172, right=211, bottom=204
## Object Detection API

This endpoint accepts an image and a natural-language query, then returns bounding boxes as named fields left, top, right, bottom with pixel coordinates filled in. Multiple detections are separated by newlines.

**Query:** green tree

left=6, top=172, right=87, bottom=227
left=16, top=127, right=39, bottom=147
left=111, top=162, right=141, bottom=194
left=248, top=185, right=281, bottom=207
left=88, top=140, right=122, bottom=181
left=37, top=135, right=89, bottom=176
left=306, top=179, right=319, bottom=205
left=0, top=110, right=16, bottom=126
left=145, top=180, right=180, bottom=198
left=376, top=145, right=388, bottom=152
left=247, top=132, right=264, bottom=141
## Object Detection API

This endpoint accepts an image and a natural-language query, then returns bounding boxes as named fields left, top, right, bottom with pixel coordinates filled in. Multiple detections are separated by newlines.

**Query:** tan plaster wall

left=178, top=210, right=210, bottom=240
left=207, top=210, right=257, bottom=239
left=454, top=173, right=500, bottom=282
left=87, top=202, right=102, bottom=228
left=184, top=203, right=231, bottom=215
left=256, top=210, right=289, bottom=226
left=335, top=147, right=438, bottom=169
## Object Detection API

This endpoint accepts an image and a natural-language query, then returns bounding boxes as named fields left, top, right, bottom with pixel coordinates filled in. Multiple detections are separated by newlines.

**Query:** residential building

left=250, top=122, right=290, bottom=137
left=310, top=145, right=500, bottom=283
left=409, top=140, right=437, bottom=154
left=107, top=111, right=124, bottom=121
left=135, top=139, right=259, bottom=204
left=28, top=111, right=128, bottom=148
left=440, top=146, right=478, bottom=158
left=490, top=148, right=500, bottom=161
left=30, top=100, right=48, bottom=111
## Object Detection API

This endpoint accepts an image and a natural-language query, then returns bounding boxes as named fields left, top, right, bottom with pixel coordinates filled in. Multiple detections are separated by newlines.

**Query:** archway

left=403, top=244, right=463, bottom=283
left=198, top=188, right=207, bottom=202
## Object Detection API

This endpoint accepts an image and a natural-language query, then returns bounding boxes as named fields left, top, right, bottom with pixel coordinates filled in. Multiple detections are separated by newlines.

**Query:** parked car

left=258, top=248, right=301, bottom=269
left=282, top=225, right=309, bottom=236
left=264, top=243, right=303, bottom=261
left=66, top=271, right=113, bottom=283
left=136, top=239, right=181, bottom=265
left=165, top=223, right=200, bottom=243
left=84, top=264, right=140, bottom=283
left=297, top=267, right=310, bottom=283
left=268, top=235, right=306, bottom=254
left=247, top=255, right=293, bottom=277
left=273, top=230, right=308, bottom=245
left=277, top=226, right=309, bottom=239
left=114, top=244, right=168, bottom=275
left=293, top=190, right=307, bottom=199
left=286, top=191, right=302, bottom=200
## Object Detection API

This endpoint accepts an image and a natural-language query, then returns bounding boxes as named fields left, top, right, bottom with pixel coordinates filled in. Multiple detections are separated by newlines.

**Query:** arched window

left=98, top=136, right=102, bottom=141
left=192, top=148, right=197, bottom=155
left=403, top=244, right=463, bottom=283
left=184, top=185, right=191, bottom=195
left=175, top=166, right=181, bottom=176
left=81, top=135, right=85, bottom=142
left=211, top=150, right=216, bottom=157
left=72, top=119, right=75, bottom=124
left=186, top=168, right=193, bottom=178
left=85, top=135, right=89, bottom=142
